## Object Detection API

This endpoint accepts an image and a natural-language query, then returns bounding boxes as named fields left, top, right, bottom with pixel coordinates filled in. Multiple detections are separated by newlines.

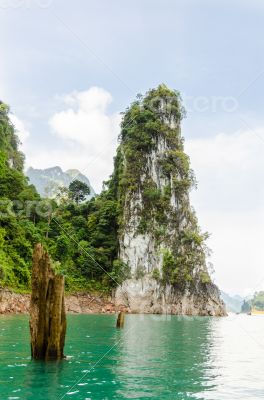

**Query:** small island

left=0, top=87, right=225, bottom=316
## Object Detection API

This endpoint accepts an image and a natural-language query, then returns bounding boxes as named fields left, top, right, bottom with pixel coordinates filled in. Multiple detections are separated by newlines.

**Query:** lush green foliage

left=0, top=85, right=212, bottom=293
left=47, top=196, right=119, bottom=291
left=253, top=291, right=264, bottom=310
left=0, top=102, right=42, bottom=289
left=69, top=180, right=90, bottom=204
left=0, top=102, right=120, bottom=292
left=108, top=85, right=211, bottom=289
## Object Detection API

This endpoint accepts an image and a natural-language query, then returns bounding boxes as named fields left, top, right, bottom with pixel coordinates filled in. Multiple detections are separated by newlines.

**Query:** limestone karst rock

left=112, top=85, right=226, bottom=316
left=30, top=243, right=66, bottom=360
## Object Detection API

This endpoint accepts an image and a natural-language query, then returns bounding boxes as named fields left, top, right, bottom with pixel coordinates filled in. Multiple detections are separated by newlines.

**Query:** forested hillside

left=0, top=86, right=216, bottom=297
left=0, top=102, right=42, bottom=288
left=0, top=101, right=118, bottom=292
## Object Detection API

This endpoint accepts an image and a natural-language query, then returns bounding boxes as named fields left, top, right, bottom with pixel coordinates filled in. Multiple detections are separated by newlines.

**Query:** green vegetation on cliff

left=0, top=85, right=212, bottom=292
left=0, top=102, right=42, bottom=287
left=0, top=101, right=120, bottom=292
left=109, top=85, right=211, bottom=287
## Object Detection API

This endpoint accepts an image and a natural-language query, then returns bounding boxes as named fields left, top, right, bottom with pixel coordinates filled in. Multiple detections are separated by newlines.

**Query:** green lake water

left=0, top=314, right=263, bottom=399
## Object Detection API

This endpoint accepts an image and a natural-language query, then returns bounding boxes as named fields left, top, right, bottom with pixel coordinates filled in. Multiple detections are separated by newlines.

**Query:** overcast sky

left=1, top=0, right=264, bottom=295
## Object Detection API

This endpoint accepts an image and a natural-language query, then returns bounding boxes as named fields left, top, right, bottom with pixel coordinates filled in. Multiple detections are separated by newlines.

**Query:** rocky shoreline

left=115, top=277, right=227, bottom=316
left=0, top=284, right=226, bottom=316
left=0, top=288, right=124, bottom=315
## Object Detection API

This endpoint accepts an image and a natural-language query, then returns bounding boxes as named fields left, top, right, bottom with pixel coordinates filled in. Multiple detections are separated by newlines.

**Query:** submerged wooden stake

left=29, top=243, right=66, bottom=360
left=116, top=312, right=125, bottom=328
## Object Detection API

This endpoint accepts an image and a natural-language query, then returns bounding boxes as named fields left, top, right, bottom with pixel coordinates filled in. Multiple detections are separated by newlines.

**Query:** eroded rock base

left=115, top=277, right=226, bottom=316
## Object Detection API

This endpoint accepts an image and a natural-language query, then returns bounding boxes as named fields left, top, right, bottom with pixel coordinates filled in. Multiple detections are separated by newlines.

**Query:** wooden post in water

left=30, top=243, right=66, bottom=360
left=116, top=311, right=125, bottom=328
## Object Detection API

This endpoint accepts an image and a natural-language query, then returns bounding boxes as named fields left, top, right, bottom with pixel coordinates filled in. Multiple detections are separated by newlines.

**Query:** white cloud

left=9, top=114, right=30, bottom=144
left=26, top=87, right=121, bottom=193
left=50, top=87, right=120, bottom=151
left=186, top=130, right=264, bottom=295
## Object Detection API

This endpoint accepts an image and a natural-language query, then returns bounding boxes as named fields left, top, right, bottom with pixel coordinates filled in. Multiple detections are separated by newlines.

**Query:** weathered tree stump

left=116, top=312, right=125, bottom=328
left=30, top=243, right=66, bottom=360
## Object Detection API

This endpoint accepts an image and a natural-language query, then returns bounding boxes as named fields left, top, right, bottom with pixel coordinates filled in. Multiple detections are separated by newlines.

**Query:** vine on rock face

left=0, top=86, right=212, bottom=293
left=108, top=84, right=212, bottom=289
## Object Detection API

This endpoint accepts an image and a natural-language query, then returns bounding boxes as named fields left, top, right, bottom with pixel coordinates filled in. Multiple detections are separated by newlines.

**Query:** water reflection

left=1, top=314, right=264, bottom=399
left=23, top=359, right=66, bottom=399
left=198, top=315, right=264, bottom=399
left=113, top=315, right=218, bottom=399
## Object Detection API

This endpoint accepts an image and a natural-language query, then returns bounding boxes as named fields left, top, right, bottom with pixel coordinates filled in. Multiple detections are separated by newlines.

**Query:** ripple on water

left=0, top=314, right=264, bottom=399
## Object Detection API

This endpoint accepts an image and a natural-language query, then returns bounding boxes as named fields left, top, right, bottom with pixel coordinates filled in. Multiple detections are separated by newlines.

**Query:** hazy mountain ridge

left=220, top=291, right=244, bottom=313
left=26, top=166, right=95, bottom=199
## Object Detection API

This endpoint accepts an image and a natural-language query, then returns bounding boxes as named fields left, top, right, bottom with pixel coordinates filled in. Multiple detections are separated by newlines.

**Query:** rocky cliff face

left=115, top=278, right=225, bottom=316
left=113, top=85, right=225, bottom=316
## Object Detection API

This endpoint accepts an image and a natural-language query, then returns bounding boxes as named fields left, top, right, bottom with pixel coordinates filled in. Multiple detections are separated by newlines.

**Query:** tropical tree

left=68, top=180, right=90, bottom=204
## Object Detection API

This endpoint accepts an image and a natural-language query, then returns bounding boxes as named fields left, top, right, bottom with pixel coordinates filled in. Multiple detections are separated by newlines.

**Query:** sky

left=1, top=0, right=264, bottom=295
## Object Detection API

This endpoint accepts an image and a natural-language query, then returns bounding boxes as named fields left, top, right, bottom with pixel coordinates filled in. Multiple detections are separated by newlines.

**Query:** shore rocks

left=0, top=283, right=226, bottom=316
left=0, top=288, right=121, bottom=315
left=0, top=288, right=30, bottom=314
left=115, top=277, right=227, bottom=316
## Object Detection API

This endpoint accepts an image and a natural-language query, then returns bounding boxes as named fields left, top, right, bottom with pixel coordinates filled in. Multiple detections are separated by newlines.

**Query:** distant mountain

left=220, top=291, right=244, bottom=313
left=26, top=166, right=95, bottom=199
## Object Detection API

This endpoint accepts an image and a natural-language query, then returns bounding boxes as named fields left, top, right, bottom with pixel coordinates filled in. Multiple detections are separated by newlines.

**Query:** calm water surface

left=0, top=314, right=263, bottom=399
